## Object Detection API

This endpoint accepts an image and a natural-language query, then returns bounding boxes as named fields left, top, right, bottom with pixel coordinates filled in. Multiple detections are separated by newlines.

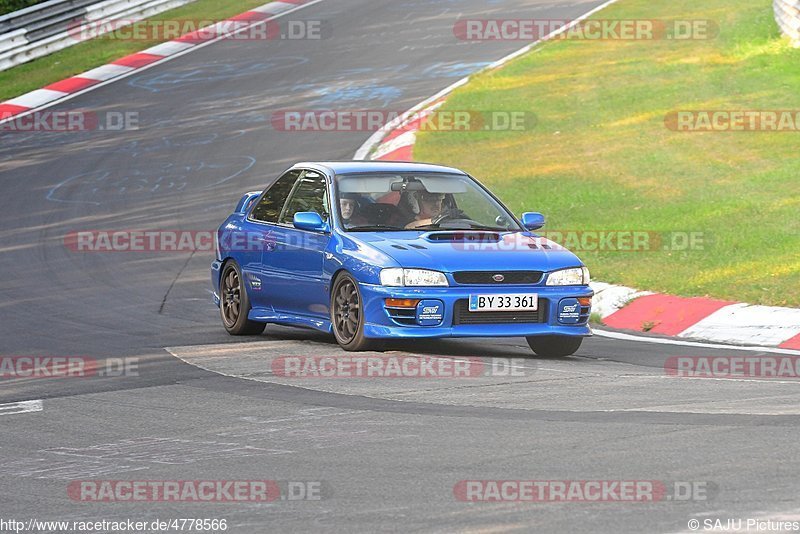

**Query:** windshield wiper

left=347, top=225, right=404, bottom=232
left=463, top=224, right=509, bottom=231
left=414, top=223, right=507, bottom=232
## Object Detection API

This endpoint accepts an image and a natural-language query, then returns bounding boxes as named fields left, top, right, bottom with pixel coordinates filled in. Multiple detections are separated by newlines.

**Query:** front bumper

left=359, top=283, right=593, bottom=339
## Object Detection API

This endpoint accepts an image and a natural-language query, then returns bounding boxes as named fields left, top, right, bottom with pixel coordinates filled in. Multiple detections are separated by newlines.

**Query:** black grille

left=452, top=271, right=543, bottom=285
left=453, top=299, right=547, bottom=325
left=579, top=304, right=591, bottom=324
left=385, top=306, right=417, bottom=326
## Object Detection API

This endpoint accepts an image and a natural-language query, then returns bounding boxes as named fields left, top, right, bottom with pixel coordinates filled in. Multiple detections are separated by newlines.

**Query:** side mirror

left=521, top=212, right=545, bottom=231
left=293, top=211, right=328, bottom=232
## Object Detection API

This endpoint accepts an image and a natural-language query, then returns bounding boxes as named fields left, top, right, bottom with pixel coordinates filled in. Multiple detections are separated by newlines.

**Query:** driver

left=404, top=191, right=446, bottom=229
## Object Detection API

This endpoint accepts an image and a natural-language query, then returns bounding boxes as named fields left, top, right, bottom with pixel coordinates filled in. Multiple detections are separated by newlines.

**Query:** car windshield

left=334, top=172, right=522, bottom=232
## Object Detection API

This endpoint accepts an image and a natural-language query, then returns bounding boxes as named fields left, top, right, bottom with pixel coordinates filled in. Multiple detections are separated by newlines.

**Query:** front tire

left=330, top=273, right=382, bottom=351
left=220, top=261, right=266, bottom=336
left=526, top=335, right=582, bottom=357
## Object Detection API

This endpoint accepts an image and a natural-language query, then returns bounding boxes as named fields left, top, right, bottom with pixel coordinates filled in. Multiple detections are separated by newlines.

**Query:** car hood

left=350, top=231, right=584, bottom=273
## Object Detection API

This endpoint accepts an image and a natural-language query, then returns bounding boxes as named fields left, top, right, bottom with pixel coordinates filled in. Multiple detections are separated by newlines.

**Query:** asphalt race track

left=2, top=0, right=800, bottom=532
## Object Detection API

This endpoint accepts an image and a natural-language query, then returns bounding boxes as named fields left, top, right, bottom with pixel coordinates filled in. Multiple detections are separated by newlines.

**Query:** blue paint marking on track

left=86, top=132, right=247, bottom=158
left=292, top=82, right=403, bottom=107
left=127, top=57, right=310, bottom=93
left=422, top=62, right=493, bottom=78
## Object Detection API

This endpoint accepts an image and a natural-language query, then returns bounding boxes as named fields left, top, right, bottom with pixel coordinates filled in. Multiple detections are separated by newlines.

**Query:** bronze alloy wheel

left=330, top=273, right=382, bottom=351
left=219, top=261, right=266, bottom=336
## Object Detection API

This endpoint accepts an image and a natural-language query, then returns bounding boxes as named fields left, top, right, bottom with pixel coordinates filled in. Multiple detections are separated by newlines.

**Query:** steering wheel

left=430, top=208, right=472, bottom=227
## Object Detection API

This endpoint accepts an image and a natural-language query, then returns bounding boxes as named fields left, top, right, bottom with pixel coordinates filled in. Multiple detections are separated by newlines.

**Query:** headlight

left=380, top=268, right=404, bottom=286
left=380, top=268, right=449, bottom=287
left=546, top=266, right=590, bottom=286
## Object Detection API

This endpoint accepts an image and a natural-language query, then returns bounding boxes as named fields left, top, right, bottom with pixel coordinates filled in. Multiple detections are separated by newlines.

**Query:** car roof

left=292, top=161, right=468, bottom=176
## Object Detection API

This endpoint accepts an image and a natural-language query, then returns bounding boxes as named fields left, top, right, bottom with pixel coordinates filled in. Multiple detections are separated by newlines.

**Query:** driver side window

left=250, top=170, right=302, bottom=223
left=280, top=171, right=329, bottom=224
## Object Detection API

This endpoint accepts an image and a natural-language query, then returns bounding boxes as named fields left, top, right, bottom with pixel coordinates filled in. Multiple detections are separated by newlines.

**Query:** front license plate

left=468, top=294, right=538, bottom=312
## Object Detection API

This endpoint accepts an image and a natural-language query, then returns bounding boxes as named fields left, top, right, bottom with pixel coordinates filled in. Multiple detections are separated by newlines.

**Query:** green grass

left=0, top=0, right=272, bottom=101
left=414, top=0, right=800, bottom=306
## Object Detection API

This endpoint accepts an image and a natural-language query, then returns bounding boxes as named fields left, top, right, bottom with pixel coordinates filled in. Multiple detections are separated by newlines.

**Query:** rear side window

left=250, top=170, right=302, bottom=222
left=281, top=171, right=329, bottom=224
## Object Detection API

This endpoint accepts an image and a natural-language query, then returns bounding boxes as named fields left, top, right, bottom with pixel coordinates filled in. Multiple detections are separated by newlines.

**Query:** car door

left=243, top=169, right=303, bottom=309
left=262, top=169, right=332, bottom=317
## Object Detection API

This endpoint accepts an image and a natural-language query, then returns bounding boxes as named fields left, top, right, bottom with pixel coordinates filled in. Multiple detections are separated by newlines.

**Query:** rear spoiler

left=235, top=191, right=262, bottom=215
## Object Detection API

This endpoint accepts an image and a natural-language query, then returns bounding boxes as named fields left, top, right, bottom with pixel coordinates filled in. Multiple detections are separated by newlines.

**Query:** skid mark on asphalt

left=0, top=457, right=151, bottom=479
left=159, top=250, right=197, bottom=314
left=0, top=436, right=292, bottom=480
left=0, top=400, right=43, bottom=416
left=46, top=156, right=256, bottom=205
left=45, top=437, right=289, bottom=463
left=166, top=340, right=800, bottom=416
left=216, top=408, right=420, bottom=449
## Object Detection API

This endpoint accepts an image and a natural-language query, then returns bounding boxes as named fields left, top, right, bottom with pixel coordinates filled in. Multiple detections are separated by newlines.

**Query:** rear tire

left=220, top=261, right=266, bottom=336
left=526, top=335, right=582, bottom=357
left=331, top=273, right=383, bottom=351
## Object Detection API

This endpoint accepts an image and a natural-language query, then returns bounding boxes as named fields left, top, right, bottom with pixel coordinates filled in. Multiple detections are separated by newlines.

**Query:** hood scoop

left=424, top=231, right=501, bottom=242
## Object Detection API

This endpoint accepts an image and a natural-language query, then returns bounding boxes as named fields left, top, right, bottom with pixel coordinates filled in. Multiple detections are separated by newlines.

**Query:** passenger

left=339, top=193, right=367, bottom=227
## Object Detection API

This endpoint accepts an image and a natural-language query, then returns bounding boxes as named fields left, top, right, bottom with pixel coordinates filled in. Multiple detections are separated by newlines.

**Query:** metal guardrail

left=0, top=0, right=98, bottom=40
left=0, top=0, right=196, bottom=71
left=774, top=0, right=800, bottom=45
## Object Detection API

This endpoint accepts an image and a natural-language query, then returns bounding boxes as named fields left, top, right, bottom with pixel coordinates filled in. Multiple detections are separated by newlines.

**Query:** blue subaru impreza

left=211, top=161, right=592, bottom=356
